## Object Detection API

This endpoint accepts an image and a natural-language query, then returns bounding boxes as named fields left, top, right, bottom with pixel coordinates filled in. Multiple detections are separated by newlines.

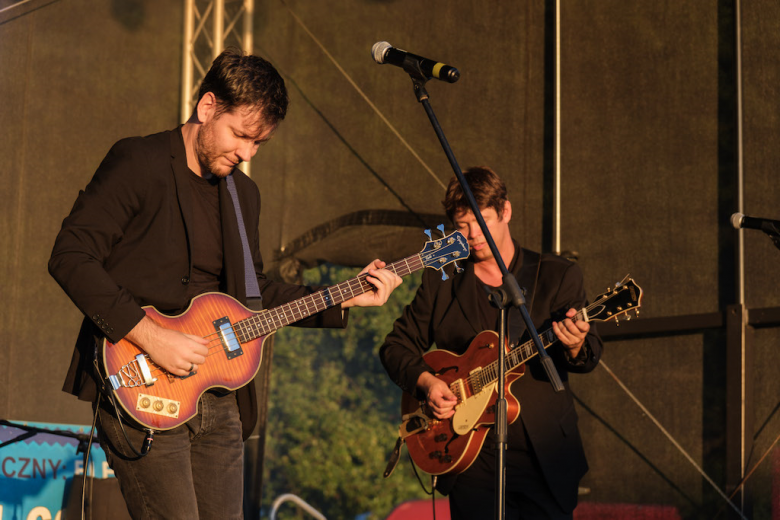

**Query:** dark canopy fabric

left=2, top=0, right=780, bottom=511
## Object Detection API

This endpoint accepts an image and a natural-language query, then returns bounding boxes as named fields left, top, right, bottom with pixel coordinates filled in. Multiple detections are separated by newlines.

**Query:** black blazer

left=379, top=244, right=602, bottom=512
left=50, top=127, right=346, bottom=439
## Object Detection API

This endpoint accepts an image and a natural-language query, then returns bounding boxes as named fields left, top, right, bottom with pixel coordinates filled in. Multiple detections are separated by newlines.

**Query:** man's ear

left=501, top=200, right=512, bottom=223
left=195, top=92, right=218, bottom=124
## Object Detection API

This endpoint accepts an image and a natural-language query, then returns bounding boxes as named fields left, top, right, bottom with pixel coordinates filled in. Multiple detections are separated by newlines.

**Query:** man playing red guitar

left=380, top=167, right=603, bottom=519
left=49, top=49, right=401, bottom=519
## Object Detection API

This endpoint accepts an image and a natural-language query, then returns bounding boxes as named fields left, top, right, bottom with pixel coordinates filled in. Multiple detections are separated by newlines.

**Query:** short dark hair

left=197, top=48, right=288, bottom=128
left=442, top=166, right=508, bottom=222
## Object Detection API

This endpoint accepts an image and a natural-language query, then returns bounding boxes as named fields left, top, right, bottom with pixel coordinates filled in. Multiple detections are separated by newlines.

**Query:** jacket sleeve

left=48, top=139, right=148, bottom=343
left=379, top=269, right=439, bottom=395
left=548, top=261, right=603, bottom=374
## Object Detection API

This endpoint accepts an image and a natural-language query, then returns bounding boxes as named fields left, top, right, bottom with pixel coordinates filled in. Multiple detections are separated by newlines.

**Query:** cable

left=431, top=477, right=437, bottom=520
left=94, top=356, right=154, bottom=459
left=599, top=361, right=748, bottom=520
left=80, top=395, right=101, bottom=520
left=278, top=0, right=446, bottom=191
left=407, top=451, right=434, bottom=495
left=712, top=430, right=780, bottom=519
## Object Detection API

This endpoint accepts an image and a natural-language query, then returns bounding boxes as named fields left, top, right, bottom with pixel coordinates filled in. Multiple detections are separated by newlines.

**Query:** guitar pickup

left=214, top=317, right=243, bottom=359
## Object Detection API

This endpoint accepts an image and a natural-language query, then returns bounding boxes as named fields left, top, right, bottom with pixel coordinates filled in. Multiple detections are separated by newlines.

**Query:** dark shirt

left=472, top=249, right=530, bottom=487
left=185, top=169, right=223, bottom=300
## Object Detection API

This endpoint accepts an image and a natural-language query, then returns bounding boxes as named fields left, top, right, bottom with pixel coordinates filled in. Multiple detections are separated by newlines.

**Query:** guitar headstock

left=419, top=229, right=469, bottom=276
left=586, top=276, right=643, bottom=324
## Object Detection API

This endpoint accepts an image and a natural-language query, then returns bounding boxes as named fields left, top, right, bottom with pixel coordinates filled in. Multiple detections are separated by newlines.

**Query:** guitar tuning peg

left=440, top=271, right=449, bottom=282
left=437, top=224, right=446, bottom=237
left=453, top=261, right=464, bottom=274
left=424, top=229, right=433, bottom=240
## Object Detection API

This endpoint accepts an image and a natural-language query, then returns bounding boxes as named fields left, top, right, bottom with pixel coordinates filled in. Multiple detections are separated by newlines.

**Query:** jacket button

left=181, top=276, right=190, bottom=285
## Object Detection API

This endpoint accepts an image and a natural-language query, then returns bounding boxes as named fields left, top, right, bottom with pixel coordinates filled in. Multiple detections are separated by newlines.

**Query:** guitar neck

left=463, top=278, right=641, bottom=395
left=469, top=308, right=588, bottom=391
left=236, top=255, right=424, bottom=342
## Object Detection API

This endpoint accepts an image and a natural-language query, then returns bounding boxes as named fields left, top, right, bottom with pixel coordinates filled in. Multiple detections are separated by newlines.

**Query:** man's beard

left=196, top=120, right=234, bottom=178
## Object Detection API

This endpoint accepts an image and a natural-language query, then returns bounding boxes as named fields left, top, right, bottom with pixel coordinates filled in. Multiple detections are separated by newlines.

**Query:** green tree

left=262, top=264, right=433, bottom=519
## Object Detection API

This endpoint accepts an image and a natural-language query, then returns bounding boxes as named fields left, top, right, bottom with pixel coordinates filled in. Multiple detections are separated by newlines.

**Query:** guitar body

left=102, top=292, right=269, bottom=431
left=400, top=330, right=523, bottom=475
left=396, top=277, right=643, bottom=477
left=100, top=230, right=472, bottom=431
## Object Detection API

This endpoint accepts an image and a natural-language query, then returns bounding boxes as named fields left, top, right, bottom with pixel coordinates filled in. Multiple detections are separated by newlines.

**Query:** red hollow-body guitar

left=398, top=277, right=643, bottom=476
left=103, top=230, right=469, bottom=431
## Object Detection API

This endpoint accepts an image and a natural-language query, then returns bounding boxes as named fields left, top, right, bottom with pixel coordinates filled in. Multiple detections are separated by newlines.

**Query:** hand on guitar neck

left=122, top=258, right=400, bottom=378
left=552, top=307, right=590, bottom=359
left=125, top=316, right=209, bottom=377
left=341, top=259, right=403, bottom=309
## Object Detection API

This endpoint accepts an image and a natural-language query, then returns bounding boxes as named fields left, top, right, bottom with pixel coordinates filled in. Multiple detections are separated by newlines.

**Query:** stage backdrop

left=1, top=0, right=778, bottom=516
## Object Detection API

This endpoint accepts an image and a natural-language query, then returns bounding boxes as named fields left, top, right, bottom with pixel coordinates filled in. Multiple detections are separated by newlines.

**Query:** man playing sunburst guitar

left=49, top=49, right=401, bottom=519
left=380, top=167, right=603, bottom=519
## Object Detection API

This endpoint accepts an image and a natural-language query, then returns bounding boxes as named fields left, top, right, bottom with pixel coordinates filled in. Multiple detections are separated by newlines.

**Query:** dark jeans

left=97, top=391, right=244, bottom=520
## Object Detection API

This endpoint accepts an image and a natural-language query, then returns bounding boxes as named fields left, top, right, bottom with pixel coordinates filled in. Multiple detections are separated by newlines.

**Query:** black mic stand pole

left=759, top=222, right=780, bottom=251
left=405, top=70, right=565, bottom=520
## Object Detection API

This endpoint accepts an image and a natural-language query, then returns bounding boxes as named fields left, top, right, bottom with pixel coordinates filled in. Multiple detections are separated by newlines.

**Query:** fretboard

left=466, top=308, right=587, bottom=394
left=232, top=255, right=425, bottom=343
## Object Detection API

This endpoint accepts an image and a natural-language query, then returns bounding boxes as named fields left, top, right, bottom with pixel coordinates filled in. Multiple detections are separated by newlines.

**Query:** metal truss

left=181, top=1, right=255, bottom=172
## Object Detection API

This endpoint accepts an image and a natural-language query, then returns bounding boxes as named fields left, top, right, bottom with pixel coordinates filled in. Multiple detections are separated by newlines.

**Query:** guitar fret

left=230, top=234, right=465, bottom=343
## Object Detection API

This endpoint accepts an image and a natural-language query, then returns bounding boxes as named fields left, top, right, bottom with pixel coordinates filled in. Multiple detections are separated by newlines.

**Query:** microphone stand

left=405, top=68, right=564, bottom=520
left=759, top=222, right=780, bottom=251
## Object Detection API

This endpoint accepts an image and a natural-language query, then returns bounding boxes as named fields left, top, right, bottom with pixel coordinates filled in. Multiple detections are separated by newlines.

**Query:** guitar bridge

left=108, top=354, right=157, bottom=390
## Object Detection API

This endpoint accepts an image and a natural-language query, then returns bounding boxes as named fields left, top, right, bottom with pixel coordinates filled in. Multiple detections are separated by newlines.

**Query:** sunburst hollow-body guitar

left=103, top=229, right=469, bottom=431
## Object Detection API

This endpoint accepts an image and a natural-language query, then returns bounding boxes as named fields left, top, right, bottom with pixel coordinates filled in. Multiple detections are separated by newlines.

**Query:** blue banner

left=0, top=420, right=113, bottom=520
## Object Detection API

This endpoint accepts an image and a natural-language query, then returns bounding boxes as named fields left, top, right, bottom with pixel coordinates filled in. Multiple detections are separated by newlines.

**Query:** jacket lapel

left=452, top=262, right=483, bottom=335
left=169, top=128, right=195, bottom=274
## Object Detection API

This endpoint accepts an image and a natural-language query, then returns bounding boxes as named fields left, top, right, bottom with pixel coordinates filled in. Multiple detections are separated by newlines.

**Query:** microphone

left=731, top=212, right=780, bottom=232
left=371, top=41, right=460, bottom=83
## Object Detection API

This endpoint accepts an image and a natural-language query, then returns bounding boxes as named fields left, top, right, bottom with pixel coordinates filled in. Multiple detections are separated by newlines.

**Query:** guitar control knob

left=140, top=397, right=151, bottom=409
left=153, top=400, right=164, bottom=412
left=429, top=451, right=442, bottom=460
left=443, top=455, right=453, bottom=463
left=435, top=434, right=448, bottom=442
left=168, top=403, right=178, bottom=414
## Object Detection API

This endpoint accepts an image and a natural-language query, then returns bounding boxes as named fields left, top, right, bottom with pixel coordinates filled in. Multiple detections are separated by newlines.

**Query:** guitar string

left=453, top=291, right=631, bottom=399
left=133, top=254, right=432, bottom=379
left=144, top=275, right=619, bottom=384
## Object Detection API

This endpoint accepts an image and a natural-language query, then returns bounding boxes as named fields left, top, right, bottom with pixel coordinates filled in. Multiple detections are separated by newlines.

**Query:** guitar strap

left=507, top=248, right=541, bottom=347
left=225, top=174, right=263, bottom=311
